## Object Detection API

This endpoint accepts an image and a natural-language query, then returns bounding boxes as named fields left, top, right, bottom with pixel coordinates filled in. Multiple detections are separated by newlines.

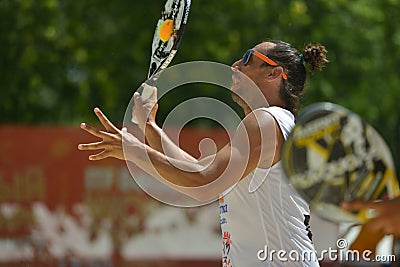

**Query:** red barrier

left=0, top=126, right=227, bottom=266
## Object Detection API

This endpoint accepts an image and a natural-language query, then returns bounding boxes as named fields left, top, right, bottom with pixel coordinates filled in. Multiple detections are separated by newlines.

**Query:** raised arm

left=132, top=85, right=198, bottom=162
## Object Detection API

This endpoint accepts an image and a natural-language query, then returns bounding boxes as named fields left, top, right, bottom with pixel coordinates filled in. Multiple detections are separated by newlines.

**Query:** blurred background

left=1, top=0, right=400, bottom=266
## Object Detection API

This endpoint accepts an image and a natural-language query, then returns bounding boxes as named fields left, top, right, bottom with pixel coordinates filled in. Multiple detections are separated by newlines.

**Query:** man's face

left=232, top=49, right=267, bottom=88
left=230, top=43, right=273, bottom=111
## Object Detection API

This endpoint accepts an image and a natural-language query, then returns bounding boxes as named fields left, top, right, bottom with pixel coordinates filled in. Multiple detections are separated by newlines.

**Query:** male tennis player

left=79, top=40, right=328, bottom=266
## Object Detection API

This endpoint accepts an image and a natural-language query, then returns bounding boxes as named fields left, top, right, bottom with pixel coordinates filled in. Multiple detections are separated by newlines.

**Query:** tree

left=1, top=0, right=399, bottom=168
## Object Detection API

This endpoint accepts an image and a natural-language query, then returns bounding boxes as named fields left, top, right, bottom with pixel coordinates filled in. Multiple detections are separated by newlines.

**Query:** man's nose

left=231, top=59, right=241, bottom=70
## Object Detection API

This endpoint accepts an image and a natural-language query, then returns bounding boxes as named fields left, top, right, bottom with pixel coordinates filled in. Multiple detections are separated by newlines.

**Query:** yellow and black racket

left=282, top=102, right=399, bottom=223
left=132, top=0, right=191, bottom=123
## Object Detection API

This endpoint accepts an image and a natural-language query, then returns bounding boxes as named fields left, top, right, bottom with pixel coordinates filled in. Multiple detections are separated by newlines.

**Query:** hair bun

left=303, top=43, right=329, bottom=72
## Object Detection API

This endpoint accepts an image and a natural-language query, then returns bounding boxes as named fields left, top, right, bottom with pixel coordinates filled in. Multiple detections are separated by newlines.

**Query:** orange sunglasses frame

left=246, top=49, right=288, bottom=80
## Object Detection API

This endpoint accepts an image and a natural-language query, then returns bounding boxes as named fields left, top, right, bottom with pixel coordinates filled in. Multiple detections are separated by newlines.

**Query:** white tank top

left=219, top=106, right=319, bottom=267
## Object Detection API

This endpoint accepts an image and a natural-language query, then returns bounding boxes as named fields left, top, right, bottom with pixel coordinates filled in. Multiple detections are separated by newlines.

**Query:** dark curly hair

left=261, top=40, right=329, bottom=116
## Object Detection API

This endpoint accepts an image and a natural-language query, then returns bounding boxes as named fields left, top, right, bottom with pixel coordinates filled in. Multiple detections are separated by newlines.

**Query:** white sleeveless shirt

left=219, top=107, right=319, bottom=267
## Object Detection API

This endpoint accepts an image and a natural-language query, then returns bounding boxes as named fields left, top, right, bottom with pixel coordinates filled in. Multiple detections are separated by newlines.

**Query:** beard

left=231, top=91, right=250, bottom=112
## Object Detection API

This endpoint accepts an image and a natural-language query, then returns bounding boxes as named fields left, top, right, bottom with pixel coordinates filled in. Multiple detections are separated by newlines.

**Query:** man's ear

left=266, top=67, right=285, bottom=81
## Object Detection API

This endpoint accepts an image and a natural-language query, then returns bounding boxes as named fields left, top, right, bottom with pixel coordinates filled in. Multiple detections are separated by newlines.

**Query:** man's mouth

left=231, top=71, right=242, bottom=91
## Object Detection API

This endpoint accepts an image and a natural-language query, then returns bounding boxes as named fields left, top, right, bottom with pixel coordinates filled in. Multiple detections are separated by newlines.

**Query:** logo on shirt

left=219, top=195, right=228, bottom=225
left=222, top=231, right=232, bottom=267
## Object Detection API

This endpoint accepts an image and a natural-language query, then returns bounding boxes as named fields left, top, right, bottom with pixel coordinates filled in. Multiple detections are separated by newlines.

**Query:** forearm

left=122, top=116, right=264, bottom=202
left=144, top=121, right=197, bottom=162
left=125, top=139, right=216, bottom=188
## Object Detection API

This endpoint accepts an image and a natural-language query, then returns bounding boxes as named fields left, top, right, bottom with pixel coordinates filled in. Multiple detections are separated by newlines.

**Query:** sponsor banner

left=0, top=126, right=226, bottom=266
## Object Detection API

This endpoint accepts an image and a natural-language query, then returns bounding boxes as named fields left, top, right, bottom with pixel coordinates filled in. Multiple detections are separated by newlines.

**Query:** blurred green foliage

left=1, top=0, right=400, bottom=166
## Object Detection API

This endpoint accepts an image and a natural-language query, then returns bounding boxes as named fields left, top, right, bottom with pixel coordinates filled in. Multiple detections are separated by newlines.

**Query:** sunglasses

left=242, top=49, right=288, bottom=80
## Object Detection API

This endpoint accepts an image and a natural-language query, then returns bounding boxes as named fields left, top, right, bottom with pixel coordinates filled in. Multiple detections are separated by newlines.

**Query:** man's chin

left=231, top=92, right=240, bottom=103
left=231, top=93, right=249, bottom=111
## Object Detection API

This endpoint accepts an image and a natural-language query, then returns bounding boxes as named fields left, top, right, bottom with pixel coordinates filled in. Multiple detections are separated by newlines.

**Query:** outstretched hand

left=78, top=108, right=126, bottom=160
left=341, top=197, right=400, bottom=235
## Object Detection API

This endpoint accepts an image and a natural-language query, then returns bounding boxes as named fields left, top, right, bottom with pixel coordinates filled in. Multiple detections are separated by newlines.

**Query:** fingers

left=133, top=88, right=158, bottom=122
left=77, top=141, right=108, bottom=160
left=93, top=108, right=120, bottom=133
left=80, top=123, right=104, bottom=138
left=78, top=141, right=104, bottom=151
left=341, top=201, right=378, bottom=211
left=364, top=218, right=385, bottom=232
left=133, top=92, right=142, bottom=107
left=121, top=127, right=141, bottom=144
left=133, top=93, right=147, bottom=128
left=79, top=108, right=124, bottom=161
left=80, top=123, right=118, bottom=139
left=362, top=217, right=398, bottom=236
left=78, top=141, right=121, bottom=161
left=121, top=127, right=132, bottom=143
left=88, top=150, right=113, bottom=161
left=151, top=89, right=157, bottom=100
left=78, top=141, right=121, bottom=151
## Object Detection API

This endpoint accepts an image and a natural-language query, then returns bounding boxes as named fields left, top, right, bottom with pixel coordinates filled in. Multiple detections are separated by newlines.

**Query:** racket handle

left=141, top=83, right=155, bottom=101
left=131, top=84, right=155, bottom=124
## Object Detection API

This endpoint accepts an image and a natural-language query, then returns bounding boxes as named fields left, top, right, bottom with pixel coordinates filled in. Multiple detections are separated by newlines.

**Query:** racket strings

left=283, top=104, right=400, bottom=223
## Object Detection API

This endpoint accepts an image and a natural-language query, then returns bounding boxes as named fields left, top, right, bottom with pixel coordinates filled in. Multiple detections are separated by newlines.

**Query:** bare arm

left=132, top=87, right=198, bottom=162
left=79, top=108, right=278, bottom=202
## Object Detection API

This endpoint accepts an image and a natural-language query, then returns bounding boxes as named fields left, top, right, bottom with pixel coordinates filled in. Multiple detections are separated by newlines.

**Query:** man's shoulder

left=257, top=106, right=295, bottom=139
left=263, top=106, right=294, bottom=120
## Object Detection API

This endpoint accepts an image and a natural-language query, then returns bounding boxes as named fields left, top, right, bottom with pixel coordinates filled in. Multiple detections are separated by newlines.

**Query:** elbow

left=176, top=173, right=221, bottom=203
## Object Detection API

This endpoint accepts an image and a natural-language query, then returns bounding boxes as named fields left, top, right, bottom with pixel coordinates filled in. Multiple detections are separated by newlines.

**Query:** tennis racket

left=132, top=0, right=191, bottom=123
left=282, top=102, right=399, bottom=223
